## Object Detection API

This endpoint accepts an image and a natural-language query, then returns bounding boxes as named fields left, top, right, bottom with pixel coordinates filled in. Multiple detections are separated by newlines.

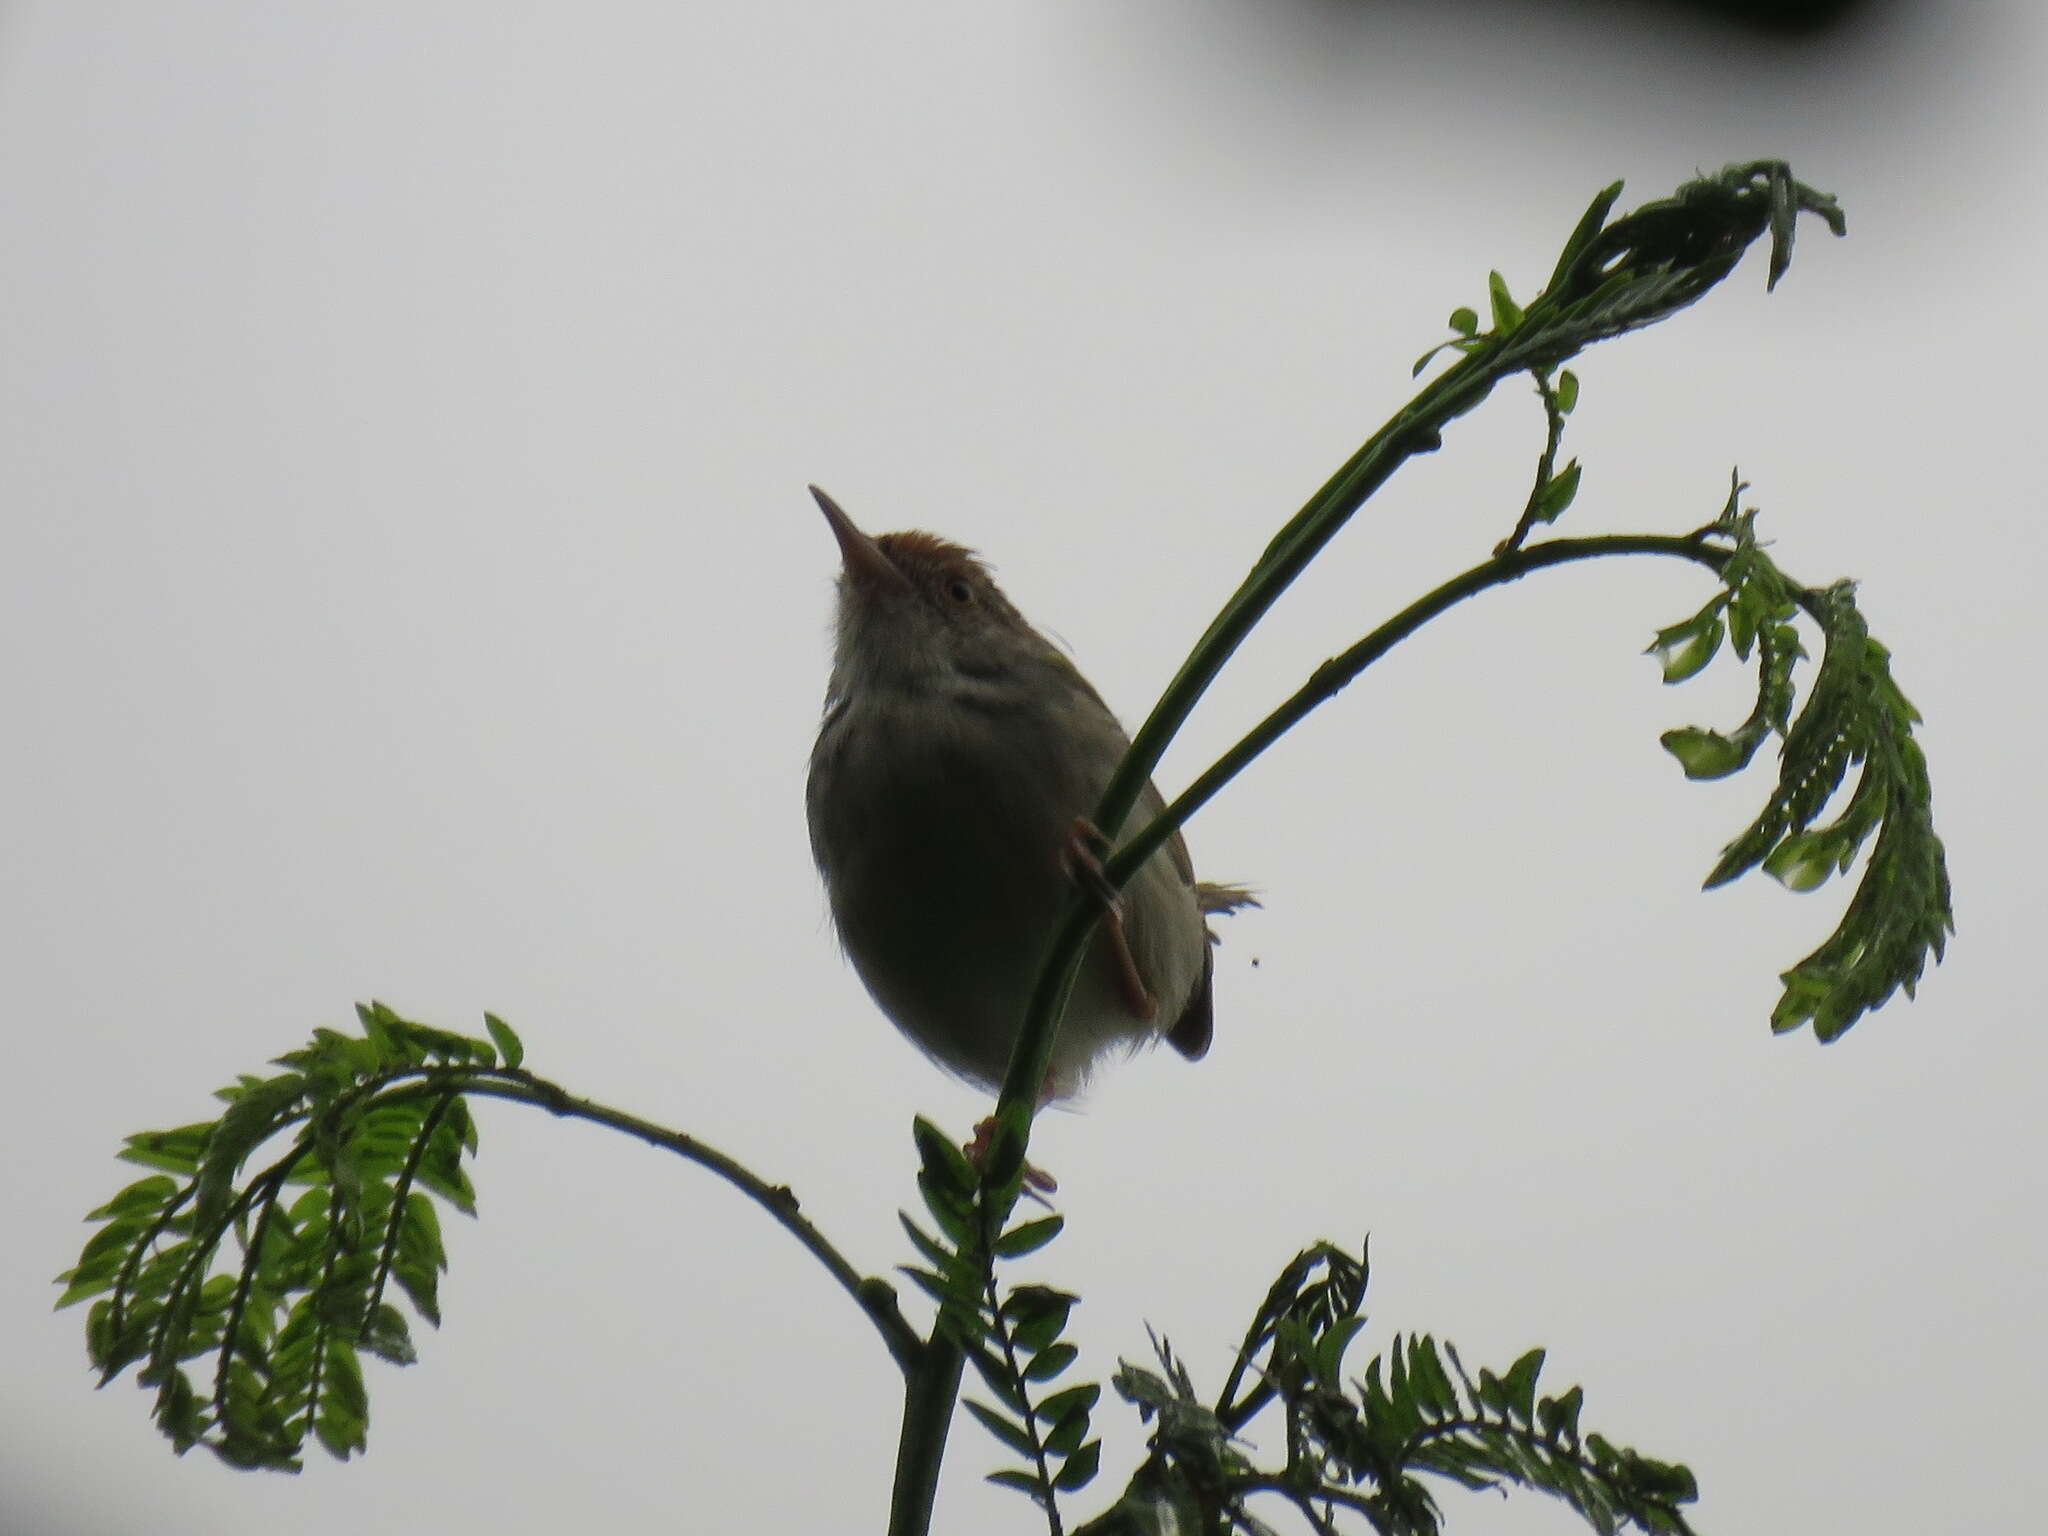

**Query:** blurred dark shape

left=1673, top=0, right=1874, bottom=33
left=1299, top=0, right=1898, bottom=39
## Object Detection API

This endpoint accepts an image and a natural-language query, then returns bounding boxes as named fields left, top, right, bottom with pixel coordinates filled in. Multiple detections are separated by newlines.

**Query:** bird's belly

left=810, top=689, right=1206, bottom=1093
left=821, top=733, right=1077, bottom=1085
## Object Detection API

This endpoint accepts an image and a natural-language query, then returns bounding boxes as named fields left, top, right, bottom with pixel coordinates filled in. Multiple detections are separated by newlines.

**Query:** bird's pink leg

left=1064, top=817, right=1157, bottom=1022
left=956, top=819, right=1155, bottom=1201
left=966, top=1116, right=1058, bottom=1197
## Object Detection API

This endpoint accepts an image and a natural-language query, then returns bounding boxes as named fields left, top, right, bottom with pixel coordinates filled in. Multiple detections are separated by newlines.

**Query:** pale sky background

left=3, top=4, right=2043, bottom=1534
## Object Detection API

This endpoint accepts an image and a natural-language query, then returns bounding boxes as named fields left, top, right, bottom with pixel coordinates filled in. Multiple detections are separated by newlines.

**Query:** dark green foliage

left=1531, top=161, right=1843, bottom=353
left=54, top=1002, right=525, bottom=1469
left=898, top=1121, right=1100, bottom=1528
left=1082, top=1244, right=1696, bottom=1536
left=1415, top=163, right=1842, bottom=383
left=1654, top=483, right=1954, bottom=1040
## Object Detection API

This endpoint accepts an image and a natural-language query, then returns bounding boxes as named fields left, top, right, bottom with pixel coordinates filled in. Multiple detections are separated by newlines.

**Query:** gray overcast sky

left=4, top=4, right=2042, bottom=1534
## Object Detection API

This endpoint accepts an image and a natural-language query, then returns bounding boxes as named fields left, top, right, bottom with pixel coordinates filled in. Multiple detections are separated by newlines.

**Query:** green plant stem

left=206, top=1165, right=289, bottom=1415
left=990, top=346, right=1508, bottom=1170
left=1113, top=532, right=1736, bottom=880
left=359, top=1089, right=458, bottom=1330
left=995, top=161, right=1847, bottom=1130
left=1497, top=370, right=1570, bottom=556
left=935, top=165, right=1842, bottom=1536
left=890, top=1341, right=968, bottom=1536
left=444, top=1074, right=924, bottom=1373
left=983, top=1261, right=1065, bottom=1536
left=925, top=530, right=1738, bottom=1536
left=1100, top=350, right=1501, bottom=857
left=1238, top=1476, right=1383, bottom=1528
left=369, top=1072, right=953, bottom=1530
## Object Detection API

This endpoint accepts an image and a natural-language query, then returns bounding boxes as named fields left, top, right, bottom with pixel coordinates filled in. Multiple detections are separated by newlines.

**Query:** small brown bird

left=805, top=486, right=1250, bottom=1100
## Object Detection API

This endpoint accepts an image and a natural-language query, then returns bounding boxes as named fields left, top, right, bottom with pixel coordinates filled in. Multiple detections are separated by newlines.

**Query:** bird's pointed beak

left=810, top=485, right=910, bottom=592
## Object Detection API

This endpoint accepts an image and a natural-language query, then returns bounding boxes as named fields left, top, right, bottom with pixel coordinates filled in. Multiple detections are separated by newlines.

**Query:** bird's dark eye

left=945, top=577, right=975, bottom=604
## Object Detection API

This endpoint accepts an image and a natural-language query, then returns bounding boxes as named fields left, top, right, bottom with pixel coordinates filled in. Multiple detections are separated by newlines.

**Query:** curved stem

left=896, top=166, right=1837, bottom=1536
left=1497, top=369, right=1570, bottom=556
left=991, top=348, right=1512, bottom=1125
left=1098, top=352, right=1501, bottom=850
left=1235, top=1475, right=1381, bottom=1527
left=360, top=1089, right=457, bottom=1328
left=1108, top=532, right=1733, bottom=884
left=208, top=1166, right=289, bottom=1419
left=448, top=1073, right=924, bottom=1374
left=947, top=531, right=1735, bottom=1530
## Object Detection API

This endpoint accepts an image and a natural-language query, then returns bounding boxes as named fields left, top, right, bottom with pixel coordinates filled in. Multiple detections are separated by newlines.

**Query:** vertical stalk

left=888, top=1342, right=965, bottom=1536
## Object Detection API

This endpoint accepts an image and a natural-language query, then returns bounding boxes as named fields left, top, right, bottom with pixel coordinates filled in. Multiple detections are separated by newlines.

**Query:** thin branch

left=997, top=162, right=1844, bottom=1141
left=1216, top=1311, right=1281, bottom=1434
left=1496, top=369, right=1570, bottom=556
left=208, top=1166, right=289, bottom=1420
left=446, top=1074, right=924, bottom=1374
left=983, top=359, right=1499, bottom=1136
left=360, top=1089, right=458, bottom=1331
left=982, top=1262, right=1064, bottom=1536
left=142, top=1140, right=306, bottom=1387
left=1109, top=532, right=1735, bottom=884
left=1237, top=1475, right=1385, bottom=1528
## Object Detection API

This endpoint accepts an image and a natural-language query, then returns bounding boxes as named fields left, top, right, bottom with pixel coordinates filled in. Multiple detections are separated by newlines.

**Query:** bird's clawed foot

left=1063, top=818, right=1158, bottom=1022
left=966, top=1116, right=1058, bottom=1203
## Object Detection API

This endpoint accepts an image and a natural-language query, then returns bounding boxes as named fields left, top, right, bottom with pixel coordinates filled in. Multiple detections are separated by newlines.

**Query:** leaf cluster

left=1653, top=484, right=1955, bottom=1038
left=1082, top=1244, right=1696, bottom=1536
left=1413, top=162, right=1843, bottom=392
left=55, top=1002, right=523, bottom=1469
left=898, top=1120, right=1100, bottom=1527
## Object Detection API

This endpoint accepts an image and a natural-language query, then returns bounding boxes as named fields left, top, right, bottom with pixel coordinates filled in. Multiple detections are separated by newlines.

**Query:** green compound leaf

left=1036, top=1381, right=1101, bottom=1429
left=59, top=1006, right=502, bottom=1470
left=1355, top=1332, right=1697, bottom=1534
left=1648, top=597, right=1727, bottom=683
left=1534, top=458, right=1582, bottom=524
left=985, top=1468, right=1050, bottom=1506
left=1488, top=270, right=1526, bottom=334
left=1659, top=726, right=1751, bottom=782
left=1122, top=1245, right=1701, bottom=1536
left=1053, top=1438, right=1102, bottom=1492
left=118, top=1123, right=213, bottom=1176
left=1001, top=1284, right=1077, bottom=1356
left=1026, top=1341, right=1079, bottom=1382
left=993, top=1215, right=1063, bottom=1259
left=1656, top=500, right=1952, bottom=1042
left=482, top=1013, right=524, bottom=1070
left=964, top=1397, right=1038, bottom=1458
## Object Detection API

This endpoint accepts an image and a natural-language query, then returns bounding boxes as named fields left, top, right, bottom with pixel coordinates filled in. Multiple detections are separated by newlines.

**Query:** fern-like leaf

left=54, top=1003, right=511, bottom=1469
left=1656, top=494, right=1954, bottom=1040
